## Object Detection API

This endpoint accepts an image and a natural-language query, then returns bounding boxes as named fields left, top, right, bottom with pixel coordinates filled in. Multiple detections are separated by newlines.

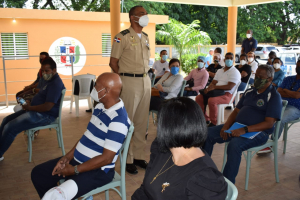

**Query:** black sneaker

left=208, top=123, right=216, bottom=127
left=133, top=159, right=148, bottom=169
left=206, top=121, right=211, bottom=125
left=86, top=109, right=92, bottom=113
left=126, top=164, right=138, bottom=174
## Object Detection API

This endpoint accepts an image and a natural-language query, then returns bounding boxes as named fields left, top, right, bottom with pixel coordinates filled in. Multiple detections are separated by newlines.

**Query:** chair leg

left=221, top=143, right=228, bottom=173
left=217, top=106, right=221, bottom=125
left=121, top=180, right=126, bottom=200
left=58, top=124, right=66, bottom=155
left=87, top=97, right=92, bottom=109
left=28, top=131, right=33, bottom=162
left=70, top=94, right=74, bottom=113
left=105, top=190, right=109, bottom=200
left=56, top=128, right=62, bottom=148
left=75, top=95, right=79, bottom=117
left=283, top=123, right=288, bottom=154
left=146, top=112, right=150, bottom=132
left=274, top=146, right=279, bottom=183
left=221, top=107, right=225, bottom=123
left=245, top=151, right=252, bottom=190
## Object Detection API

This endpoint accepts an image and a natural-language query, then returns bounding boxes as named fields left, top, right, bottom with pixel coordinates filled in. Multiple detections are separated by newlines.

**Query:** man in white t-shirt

left=152, top=50, right=170, bottom=84
left=247, top=51, right=258, bottom=85
left=196, top=52, right=241, bottom=126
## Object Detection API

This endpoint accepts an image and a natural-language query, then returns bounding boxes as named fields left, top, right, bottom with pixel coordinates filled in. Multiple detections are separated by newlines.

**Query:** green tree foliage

left=237, top=0, right=300, bottom=45
left=181, top=53, right=206, bottom=74
left=156, top=19, right=211, bottom=71
left=0, top=0, right=27, bottom=8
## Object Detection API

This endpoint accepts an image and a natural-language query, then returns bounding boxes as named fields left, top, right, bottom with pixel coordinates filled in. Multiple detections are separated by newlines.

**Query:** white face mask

left=240, top=60, right=247, bottom=65
left=134, top=15, right=149, bottom=27
left=90, top=87, right=106, bottom=102
left=273, top=63, right=281, bottom=69
left=248, top=57, right=254, bottom=62
left=246, top=34, right=252, bottom=39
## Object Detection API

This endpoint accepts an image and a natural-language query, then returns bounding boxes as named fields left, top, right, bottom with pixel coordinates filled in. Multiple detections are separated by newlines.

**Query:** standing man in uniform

left=241, top=29, right=258, bottom=54
left=109, top=6, right=151, bottom=174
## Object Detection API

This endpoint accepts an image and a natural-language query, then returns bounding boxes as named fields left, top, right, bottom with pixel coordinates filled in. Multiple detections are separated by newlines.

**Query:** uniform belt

left=120, top=73, right=147, bottom=77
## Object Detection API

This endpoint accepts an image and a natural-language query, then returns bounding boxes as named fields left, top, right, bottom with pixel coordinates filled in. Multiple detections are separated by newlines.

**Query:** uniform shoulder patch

left=142, top=31, right=148, bottom=37
left=120, top=29, right=130, bottom=36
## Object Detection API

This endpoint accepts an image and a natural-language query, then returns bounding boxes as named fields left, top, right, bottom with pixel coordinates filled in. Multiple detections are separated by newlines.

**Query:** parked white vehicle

left=279, top=52, right=299, bottom=76
left=254, top=45, right=279, bottom=59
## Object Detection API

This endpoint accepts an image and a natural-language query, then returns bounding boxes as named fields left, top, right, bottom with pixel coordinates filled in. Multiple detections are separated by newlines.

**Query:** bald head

left=94, top=73, right=122, bottom=105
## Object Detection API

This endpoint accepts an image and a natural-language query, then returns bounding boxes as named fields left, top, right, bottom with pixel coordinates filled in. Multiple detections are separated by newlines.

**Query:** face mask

left=90, top=87, right=106, bottom=102
left=240, top=60, right=247, bottom=65
left=134, top=15, right=149, bottom=27
left=248, top=57, right=254, bottom=62
left=273, top=63, right=281, bottom=69
left=225, top=59, right=233, bottom=67
left=162, top=55, right=168, bottom=61
left=42, top=73, right=53, bottom=81
left=197, top=62, right=204, bottom=69
left=214, top=60, right=219, bottom=64
left=296, top=67, right=300, bottom=75
left=246, top=34, right=252, bottom=39
left=171, top=66, right=179, bottom=75
left=254, top=78, right=268, bottom=90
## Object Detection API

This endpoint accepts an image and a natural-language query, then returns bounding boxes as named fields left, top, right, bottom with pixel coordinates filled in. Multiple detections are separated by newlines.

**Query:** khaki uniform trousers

left=120, top=75, right=151, bottom=163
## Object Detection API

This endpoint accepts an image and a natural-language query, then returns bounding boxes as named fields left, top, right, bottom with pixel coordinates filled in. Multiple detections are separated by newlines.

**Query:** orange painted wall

left=0, top=17, right=157, bottom=103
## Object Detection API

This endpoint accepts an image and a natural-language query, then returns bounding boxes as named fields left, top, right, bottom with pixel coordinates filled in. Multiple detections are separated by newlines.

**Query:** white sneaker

left=0, top=157, right=4, bottom=162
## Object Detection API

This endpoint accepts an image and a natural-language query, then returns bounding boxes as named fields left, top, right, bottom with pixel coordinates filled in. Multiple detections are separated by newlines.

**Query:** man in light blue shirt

left=205, top=49, right=214, bottom=68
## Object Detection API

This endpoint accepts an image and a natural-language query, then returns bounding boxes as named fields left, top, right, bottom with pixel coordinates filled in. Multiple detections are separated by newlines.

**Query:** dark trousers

left=149, top=96, right=164, bottom=111
left=31, top=157, right=115, bottom=199
left=154, top=77, right=161, bottom=85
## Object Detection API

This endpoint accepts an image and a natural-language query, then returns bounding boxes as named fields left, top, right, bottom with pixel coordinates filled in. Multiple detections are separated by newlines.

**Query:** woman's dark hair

left=169, top=58, right=180, bottom=67
left=156, top=97, right=207, bottom=152
left=272, top=57, right=284, bottom=66
left=40, top=52, right=49, bottom=57
left=41, top=57, right=56, bottom=70
left=269, top=51, right=277, bottom=57
left=215, top=47, right=222, bottom=54
left=240, top=53, right=248, bottom=61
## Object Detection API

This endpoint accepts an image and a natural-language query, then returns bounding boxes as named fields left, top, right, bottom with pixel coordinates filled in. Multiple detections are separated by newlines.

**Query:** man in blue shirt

left=0, top=57, right=65, bottom=162
left=241, top=30, right=258, bottom=54
left=205, top=49, right=214, bottom=68
left=31, top=73, right=131, bottom=200
left=258, top=60, right=300, bottom=154
left=203, top=65, right=282, bottom=184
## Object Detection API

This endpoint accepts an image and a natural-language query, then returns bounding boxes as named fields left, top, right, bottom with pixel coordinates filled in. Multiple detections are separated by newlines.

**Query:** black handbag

left=186, top=78, right=194, bottom=88
left=199, top=89, right=225, bottom=97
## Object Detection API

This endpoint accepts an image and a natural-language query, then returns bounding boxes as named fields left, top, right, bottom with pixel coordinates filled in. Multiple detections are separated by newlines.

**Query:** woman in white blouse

left=247, top=51, right=258, bottom=85
left=150, top=58, right=183, bottom=111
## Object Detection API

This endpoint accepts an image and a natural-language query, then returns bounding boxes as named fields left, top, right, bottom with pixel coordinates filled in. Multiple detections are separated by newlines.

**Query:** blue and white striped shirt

left=74, top=99, right=131, bottom=173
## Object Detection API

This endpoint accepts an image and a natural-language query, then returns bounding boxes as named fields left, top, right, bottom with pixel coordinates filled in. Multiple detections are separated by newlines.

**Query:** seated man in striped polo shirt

left=31, top=73, right=131, bottom=200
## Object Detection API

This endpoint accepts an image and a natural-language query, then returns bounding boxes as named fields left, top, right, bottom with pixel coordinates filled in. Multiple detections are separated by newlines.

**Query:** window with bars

left=1, top=33, right=28, bottom=60
left=102, top=33, right=111, bottom=57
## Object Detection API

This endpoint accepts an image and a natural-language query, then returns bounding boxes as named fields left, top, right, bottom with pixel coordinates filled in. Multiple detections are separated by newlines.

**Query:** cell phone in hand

left=17, top=97, right=27, bottom=105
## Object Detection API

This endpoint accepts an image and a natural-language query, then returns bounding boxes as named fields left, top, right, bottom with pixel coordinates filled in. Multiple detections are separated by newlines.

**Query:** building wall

left=0, top=17, right=157, bottom=103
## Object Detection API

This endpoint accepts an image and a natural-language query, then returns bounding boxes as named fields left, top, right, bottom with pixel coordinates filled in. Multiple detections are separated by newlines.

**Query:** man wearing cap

left=184, top=56, right=209, bottom=96
left=109, top=6, right=150, bottom=174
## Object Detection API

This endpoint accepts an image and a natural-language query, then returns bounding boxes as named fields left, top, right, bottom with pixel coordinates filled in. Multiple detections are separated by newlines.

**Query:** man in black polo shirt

left=241, top=30, right=258, bottom=54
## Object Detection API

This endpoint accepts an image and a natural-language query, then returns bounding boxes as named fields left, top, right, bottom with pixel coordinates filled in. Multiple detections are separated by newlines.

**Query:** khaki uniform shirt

left=111, top=27, right=150, bottom=74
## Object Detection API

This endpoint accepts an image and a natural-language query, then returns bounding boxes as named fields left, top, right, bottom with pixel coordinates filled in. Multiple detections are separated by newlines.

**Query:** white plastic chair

left=217, top=82, right=241, bottom=125
left=224, top=177, right=238, bottom=200
left=235, top=78, right=250, bottom=106
left=70, top=74, right=96, bottom=117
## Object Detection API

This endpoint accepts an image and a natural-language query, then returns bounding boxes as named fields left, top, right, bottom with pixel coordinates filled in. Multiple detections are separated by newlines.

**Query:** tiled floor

left=0, top=100, right=300, bottom=200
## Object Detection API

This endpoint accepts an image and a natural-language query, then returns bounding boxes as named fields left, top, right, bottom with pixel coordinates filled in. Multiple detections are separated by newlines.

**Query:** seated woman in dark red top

left=132, top=97, right=227, bottom=200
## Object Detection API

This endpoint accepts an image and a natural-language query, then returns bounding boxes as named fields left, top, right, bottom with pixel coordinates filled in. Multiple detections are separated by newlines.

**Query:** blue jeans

left=238, top=82, right=247, bottom=92
left=249, top=78, right=254, bottom=85
left=203, top=124, right=269, bottom=183
left=0, top=110, right=56, bottom=157
left=183, top=90, right=198, bottom=96
left=278, top=105, right=300, bottom=138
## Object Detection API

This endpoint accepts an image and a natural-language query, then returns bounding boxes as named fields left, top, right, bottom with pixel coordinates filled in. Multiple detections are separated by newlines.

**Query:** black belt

left=120, top=73, right=147, bottom=77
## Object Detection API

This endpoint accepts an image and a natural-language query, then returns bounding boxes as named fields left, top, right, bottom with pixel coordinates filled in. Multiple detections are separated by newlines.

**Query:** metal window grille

left=102, top=33, right=111, bottom=57
left=1, top=33, right=29, bottom=60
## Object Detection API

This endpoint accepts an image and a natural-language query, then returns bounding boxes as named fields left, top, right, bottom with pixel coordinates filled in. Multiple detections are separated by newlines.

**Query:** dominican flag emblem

left=114, top=37, right=121, bottom=43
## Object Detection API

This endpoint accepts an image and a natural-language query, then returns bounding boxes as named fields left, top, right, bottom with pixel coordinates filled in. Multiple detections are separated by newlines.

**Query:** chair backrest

left=272, top=100, right=288, bottom=140
left=228, top=81, right=241, bottom=104
left=118, top=123, right=134, bottom=182
left=73, top=74, right=96, bottom=96
left=151, top=74, right=156, bottom=87
left=178, top=80, right=187, bottom=97
left=224, top=177, right=238, bottom=200
left=242, top=77, right=251, bottom=93
left=57, top=89, right=66, bottom=122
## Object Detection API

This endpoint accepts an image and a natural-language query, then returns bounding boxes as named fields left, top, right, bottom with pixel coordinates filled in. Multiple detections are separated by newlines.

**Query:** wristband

left=243, top=126, right=249, bottom=133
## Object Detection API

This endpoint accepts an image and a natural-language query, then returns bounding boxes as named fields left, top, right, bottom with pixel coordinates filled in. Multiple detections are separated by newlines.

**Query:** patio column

left=227, top=6, right=238, bottom=57
left=110, top=0, right=120, bottom=44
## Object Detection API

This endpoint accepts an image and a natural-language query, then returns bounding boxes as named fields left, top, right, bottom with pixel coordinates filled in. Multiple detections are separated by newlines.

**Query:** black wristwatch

left=243, top=126, right=249, bottom=133
left=74, top=165, right=80, bottom=175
